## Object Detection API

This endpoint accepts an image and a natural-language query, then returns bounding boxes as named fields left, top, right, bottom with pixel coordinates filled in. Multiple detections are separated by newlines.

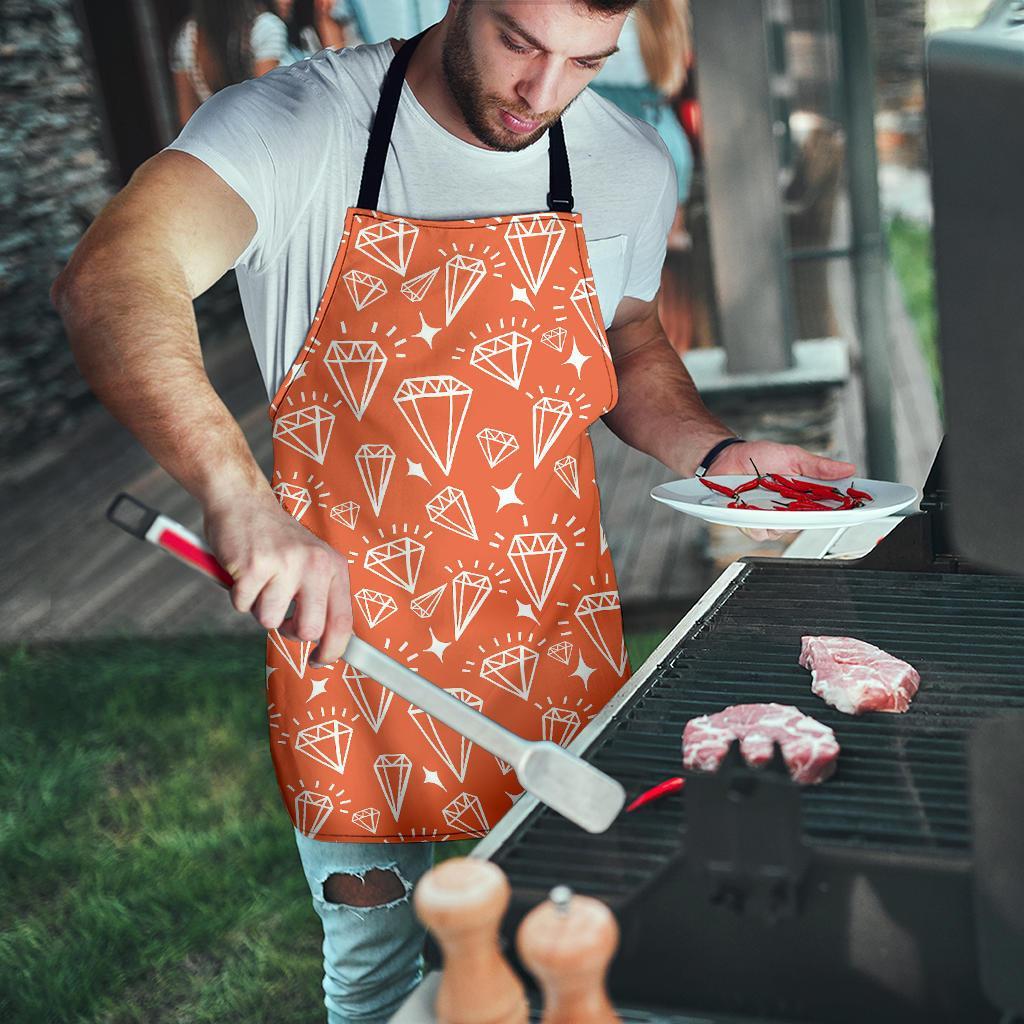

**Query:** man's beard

left=441, top=6, right=563, bottom=151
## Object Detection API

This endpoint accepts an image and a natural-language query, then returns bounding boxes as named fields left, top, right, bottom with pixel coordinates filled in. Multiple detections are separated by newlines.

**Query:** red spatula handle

left=106, top=493, right=234, bottom=588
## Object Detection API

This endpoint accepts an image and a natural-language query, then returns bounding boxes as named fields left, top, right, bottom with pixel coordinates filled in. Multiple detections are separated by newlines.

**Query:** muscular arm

left=602, top=293, right=733, bottom=476
left=51, top=150, right=354, bottom=662
left=602, top=292, right=856, bottom=496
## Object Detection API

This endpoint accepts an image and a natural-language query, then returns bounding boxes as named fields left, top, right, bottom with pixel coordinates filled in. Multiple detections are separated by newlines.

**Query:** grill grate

left=493, top=563, right=1024, bottom=898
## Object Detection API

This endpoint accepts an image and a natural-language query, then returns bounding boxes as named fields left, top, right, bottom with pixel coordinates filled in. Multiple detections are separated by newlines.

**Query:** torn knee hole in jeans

left=321, top=867, right=411, bottom=911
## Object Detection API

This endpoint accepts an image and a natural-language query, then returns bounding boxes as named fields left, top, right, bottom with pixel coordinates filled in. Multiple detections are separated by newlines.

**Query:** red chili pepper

left=783, top=498, right=833, bottom=511
left=847, top=485, right=872, bottom=502
left=626, top=776, right=685, bottom=812
left=735, top=478, right=761, bottom=494
left=776, top=474, right=844, bottom=498
left=699, top=478, right=737, bottom=498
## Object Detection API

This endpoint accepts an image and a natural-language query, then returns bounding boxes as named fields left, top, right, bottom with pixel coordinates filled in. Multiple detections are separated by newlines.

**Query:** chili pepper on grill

left=625, top=776, right=685, bottom=812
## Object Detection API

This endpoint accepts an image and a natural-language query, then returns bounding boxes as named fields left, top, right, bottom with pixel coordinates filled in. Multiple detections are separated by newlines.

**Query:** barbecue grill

left=472, top=447, right=1023, bottom=1022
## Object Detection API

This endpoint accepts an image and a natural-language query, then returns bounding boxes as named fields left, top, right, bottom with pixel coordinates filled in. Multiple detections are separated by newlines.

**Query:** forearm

left=53, top=254, right=269, bottom=511
left=602, top=332, right=734, bottom=477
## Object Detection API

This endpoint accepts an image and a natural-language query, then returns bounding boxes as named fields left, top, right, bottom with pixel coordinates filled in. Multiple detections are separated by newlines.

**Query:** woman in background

left=275, top=0, right=351, bottom=63
left=170, top=1, right=289, bottom=128
left=591, top=0, right=694, bottom=209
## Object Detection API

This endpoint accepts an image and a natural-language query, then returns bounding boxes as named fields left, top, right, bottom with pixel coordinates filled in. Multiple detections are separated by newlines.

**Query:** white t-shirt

left=167, top=39, right=677, bottom=401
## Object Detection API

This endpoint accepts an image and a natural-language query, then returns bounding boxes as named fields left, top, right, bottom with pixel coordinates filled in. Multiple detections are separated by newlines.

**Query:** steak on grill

left=799, top=635, right=921, bottom=715
left=682, top=703, right=840, bottom=785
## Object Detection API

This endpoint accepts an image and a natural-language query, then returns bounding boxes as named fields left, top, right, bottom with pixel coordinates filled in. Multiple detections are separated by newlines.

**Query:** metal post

left=690, top=0, right=795, bottom=374
left=836, top=0, right=898, bottom=479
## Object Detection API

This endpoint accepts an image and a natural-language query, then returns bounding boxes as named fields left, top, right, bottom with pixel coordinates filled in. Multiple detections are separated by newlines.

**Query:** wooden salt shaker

left=516, top=885, right=621, bottom=1024
left=413, top=857, right=528, bottom=1024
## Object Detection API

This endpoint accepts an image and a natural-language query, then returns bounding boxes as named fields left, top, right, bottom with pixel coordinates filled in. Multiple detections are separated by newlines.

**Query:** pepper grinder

left=516, top=885, right=621, bottom=1024
left=413, top=857, right=528, bottom=1024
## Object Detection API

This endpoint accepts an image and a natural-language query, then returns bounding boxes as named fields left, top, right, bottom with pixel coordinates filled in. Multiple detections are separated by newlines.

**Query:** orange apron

left=265, top=30, right=632, bottom=843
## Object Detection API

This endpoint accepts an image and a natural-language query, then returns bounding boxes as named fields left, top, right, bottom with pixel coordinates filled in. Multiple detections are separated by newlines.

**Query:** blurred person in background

left=592, top=0, right=693, bottom=234
left=275, top=0, right=352, bottom=63
left=170, top=0, right=290, bottom=127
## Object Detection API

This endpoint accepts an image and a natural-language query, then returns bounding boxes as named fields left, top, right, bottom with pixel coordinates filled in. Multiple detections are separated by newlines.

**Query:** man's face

left=441, top=1, right=627, bottom=151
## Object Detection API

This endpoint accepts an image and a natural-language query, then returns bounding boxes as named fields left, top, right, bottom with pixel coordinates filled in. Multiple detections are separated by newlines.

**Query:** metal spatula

left=106, top=493, right=626, bottom=834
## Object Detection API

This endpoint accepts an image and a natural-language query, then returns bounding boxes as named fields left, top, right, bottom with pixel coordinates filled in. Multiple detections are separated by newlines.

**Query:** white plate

left=650, top=476, right=920, bottom=530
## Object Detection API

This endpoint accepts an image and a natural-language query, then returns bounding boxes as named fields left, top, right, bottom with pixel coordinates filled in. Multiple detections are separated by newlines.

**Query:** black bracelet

left=694, top=437, right=745, bottom=478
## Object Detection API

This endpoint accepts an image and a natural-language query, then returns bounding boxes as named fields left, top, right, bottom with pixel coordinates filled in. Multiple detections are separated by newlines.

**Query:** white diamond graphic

left=532, top=397, right=573, bottom=466
left=451, top=570, right=492, bottom=639
left=547, top=640, right=573, bottom=665
left=408, top=687, right=483, bottom=782
left=575, top=591, right=629, bottom=675
left=401, top=265, right=439, bottom=302
left=505, top=215, right=566, bottom=293
left=570, top=276, right=608, bottom=351
left=476, top=427, right=519, bottom=468
left=343, top=665, right=394, bottom=733
left=343, top=268, right=387, bottom=310
left=394, top=376, right=472, bottom=475
left=355, top=219, right=419, bottom=275
left=507, top=533, right=567, bottom=611
left=540, top=326, right=567, bottom=352
left=441, top=792, right=489, bottom=835
left=269, top=629, right=313, bottom=677
left=295, top=720, right=353, bottom=774
left=330, top=501, right=359, bottom=529
left=480, top=645, right=538, bottom=701
left=295, top=791, right=333, bottom=837
left=354, top=588, right=398, bottom=628
left=426, top=486, right=478, bottom=540
left=469, top=331, right=532, bottom=389
left=364, top=537, right=425, bottom=593
left=553, top=455, right=579, bottom=498
left=351, top=806, right=380, bottom=834
left=374, top=753, right=412, bottom=821
left=445, top=255, right=486, bottom=324
left=542, top=707, right=582, bottom=748
left=410, top=582, right=447, bottom=619
left=274, top=406, right=335, bottom=464
left=354, top=443, right=395, bottom=516
left=495, top=757, right=514, bottom=775
left=324, top=340, right=387, bottom=421
left=274, top=482, right=311, bottom=521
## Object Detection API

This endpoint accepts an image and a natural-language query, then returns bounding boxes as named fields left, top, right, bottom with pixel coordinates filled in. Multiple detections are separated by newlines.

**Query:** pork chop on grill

left=682, top=703, right=839, bottom=785
left=799, top=635, right=920, bottom=716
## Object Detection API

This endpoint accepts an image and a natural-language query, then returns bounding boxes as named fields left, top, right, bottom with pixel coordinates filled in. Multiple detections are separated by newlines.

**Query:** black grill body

left=486, top=560, right=1024, bottom=1023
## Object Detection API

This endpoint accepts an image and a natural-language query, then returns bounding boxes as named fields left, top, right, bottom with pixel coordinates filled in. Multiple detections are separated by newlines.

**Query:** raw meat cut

left=799, top=635, right=920, bottom=716
left=682, top=703, right=840, bottom=785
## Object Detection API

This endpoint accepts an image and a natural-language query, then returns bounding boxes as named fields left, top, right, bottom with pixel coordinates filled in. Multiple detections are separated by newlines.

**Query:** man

left=52, top=2, right=855, bottom=1020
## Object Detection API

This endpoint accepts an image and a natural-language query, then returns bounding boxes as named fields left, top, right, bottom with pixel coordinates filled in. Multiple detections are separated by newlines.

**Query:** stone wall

left=0, top=0, right=115, bottom=464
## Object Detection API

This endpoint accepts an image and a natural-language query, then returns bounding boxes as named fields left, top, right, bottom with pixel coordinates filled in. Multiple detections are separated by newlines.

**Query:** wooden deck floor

left=2, top=232, right=939, bottom=645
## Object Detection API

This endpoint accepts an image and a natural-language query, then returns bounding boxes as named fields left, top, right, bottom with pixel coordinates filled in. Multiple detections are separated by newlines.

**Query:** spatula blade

left=516, top=741, right=625, bottom=834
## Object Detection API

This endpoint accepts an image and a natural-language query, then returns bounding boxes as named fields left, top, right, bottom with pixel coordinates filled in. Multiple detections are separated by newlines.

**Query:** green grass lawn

left=0, top=630, right=667, bottom=1023
left=886, top=215, right=942, bottom=414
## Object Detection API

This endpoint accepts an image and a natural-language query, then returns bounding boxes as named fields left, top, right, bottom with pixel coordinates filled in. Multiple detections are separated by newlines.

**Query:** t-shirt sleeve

left=251, top=11, right=289, bottom=62
left=623, top=135, right=678, bottom=302
left=164, top=64, right=338, bottom=273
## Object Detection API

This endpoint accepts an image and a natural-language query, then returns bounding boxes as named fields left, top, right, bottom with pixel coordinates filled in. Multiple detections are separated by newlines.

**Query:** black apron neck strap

left=546, top=118, right=574, bottom=213
left=357, top=30, right=575, bottom=215
left=357, top=29, right=428, bottom=211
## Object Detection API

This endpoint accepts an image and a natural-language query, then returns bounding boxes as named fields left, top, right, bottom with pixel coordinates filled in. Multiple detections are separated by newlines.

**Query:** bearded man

left=52, top=3, right=854, bottom=1020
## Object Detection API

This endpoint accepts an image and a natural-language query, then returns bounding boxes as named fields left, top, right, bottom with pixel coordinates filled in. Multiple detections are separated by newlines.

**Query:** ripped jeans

left=293, top=826, right=436, bottom=1024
